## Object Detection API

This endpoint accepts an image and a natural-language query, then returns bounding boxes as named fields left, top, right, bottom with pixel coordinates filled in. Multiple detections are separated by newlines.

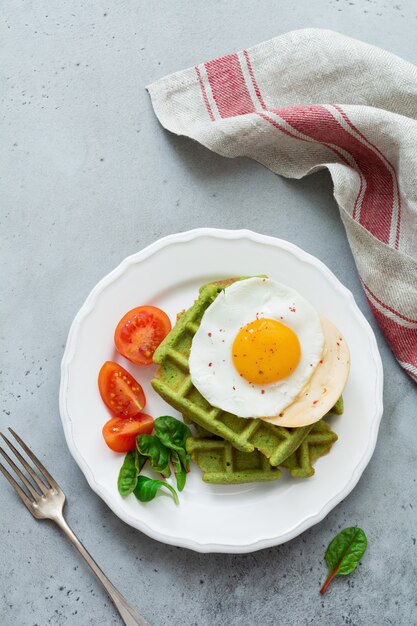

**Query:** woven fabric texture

left=148, top=29, right=417, bottom=382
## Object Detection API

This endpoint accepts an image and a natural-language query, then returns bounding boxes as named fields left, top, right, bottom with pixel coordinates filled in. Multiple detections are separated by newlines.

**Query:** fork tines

left=0, top=428, right=60, bottom=509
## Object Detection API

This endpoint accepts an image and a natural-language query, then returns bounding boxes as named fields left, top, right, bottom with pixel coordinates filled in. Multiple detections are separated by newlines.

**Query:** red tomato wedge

left=98, top=361, right=146, bottom=417
left=114, top=305, right=171, bottom=365
left=102, top=414, right=154, bottom=452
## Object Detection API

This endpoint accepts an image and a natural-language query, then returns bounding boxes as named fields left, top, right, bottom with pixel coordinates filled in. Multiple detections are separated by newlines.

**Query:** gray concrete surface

left=1, top=2, right=417, bottom=625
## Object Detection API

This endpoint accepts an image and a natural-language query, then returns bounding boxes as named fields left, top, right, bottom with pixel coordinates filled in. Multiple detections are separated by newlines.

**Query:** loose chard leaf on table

left=117, top=450, right=146, bottom=496
left=137, top=434, right=171, bottom=477
left=320, top=527, right=368, bottom=594
left=134, top=476, right=179, bottom=505
left=154, top=416, right=192, bottom=471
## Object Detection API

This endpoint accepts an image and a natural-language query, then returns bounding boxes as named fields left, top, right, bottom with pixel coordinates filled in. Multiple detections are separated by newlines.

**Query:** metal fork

left=0, top=428, right=151, bottom=626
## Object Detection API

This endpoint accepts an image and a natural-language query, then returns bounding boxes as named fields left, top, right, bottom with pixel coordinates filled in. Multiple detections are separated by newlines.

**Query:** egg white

left=189, top=277, right=324, bottom=418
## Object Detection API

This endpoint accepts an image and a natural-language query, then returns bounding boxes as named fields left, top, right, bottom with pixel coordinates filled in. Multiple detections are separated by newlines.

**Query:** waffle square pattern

left=152, top=279, right=338, bottom=470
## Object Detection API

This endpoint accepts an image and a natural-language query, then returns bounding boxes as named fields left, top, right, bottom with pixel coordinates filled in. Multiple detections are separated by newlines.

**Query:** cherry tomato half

left=102, top=414, right=154, bottom=452
left=114, top=305, right=172, bottom=365
left=98, top=361, right=146, bottom=417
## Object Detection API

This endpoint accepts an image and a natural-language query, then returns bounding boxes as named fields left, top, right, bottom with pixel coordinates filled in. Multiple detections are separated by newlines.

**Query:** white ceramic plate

left=60, top=228, right=383, bottom=553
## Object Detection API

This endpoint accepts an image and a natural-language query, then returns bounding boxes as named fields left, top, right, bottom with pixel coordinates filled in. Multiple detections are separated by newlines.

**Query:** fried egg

left=189, top=277, right=325, bottom=418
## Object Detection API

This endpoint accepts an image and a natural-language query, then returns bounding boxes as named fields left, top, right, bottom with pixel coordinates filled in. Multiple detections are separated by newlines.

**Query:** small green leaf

left=320, top=527, right=367, bottom=594
left=137, top=434, right=171, bottom=477
left=117, top=450, right=146, bottom=497
left=154, top=416, right=192, bottom=471
left=133, top=476, right=179, bottom=505
left=171, top=450, right=186, bottom=491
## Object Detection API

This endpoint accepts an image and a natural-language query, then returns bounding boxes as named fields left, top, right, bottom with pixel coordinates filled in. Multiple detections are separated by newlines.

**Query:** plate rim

left=59, top=228, right=384, bottom=553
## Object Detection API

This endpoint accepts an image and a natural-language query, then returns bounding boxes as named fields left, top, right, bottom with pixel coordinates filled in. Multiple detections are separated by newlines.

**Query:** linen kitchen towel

left=148, top=29, right=417, bottom=382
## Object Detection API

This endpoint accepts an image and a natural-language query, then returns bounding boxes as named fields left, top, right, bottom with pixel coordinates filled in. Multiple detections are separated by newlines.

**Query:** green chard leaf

left=117, top=450, right=146, bottom=497
left=154, top=416, right=192, bottom=471
left=137, top=434, right=171, bottom=478
left=133, top=476, right=179, bottom=505
left=171, top=450, right=186, bottom=491
left=320, top=527, right=368, bottom=594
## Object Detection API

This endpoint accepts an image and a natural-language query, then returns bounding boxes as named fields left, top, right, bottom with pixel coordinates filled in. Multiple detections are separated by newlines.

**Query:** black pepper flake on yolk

left=232, top=318, right=301, bottom=385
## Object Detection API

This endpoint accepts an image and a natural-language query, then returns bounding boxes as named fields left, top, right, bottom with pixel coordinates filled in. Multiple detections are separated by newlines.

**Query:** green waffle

left=152, top=279, right=314, bottom=467
left=187, top=419, right=337, bottom=484
left=186, top=437, right=282, bottom=484
left=331, top=396, right=344, bottom=415
left=184, top=416, right=216, bottom=439
left=281, top=420, right=338, bottom=477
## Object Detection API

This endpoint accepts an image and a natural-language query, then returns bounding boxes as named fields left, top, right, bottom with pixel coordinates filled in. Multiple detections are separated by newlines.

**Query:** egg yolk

left=232, top=318, right=301, bottom=385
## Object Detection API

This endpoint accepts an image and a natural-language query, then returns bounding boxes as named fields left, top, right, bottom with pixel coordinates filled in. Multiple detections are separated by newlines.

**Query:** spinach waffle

left=187, top=418, right=337, bottom=483
left=186, top=436, right=282, bottom=484
left=152, top=279, right=340, bottom=468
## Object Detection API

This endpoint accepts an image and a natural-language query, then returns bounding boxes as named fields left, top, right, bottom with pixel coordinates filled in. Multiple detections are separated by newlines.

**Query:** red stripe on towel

left=204, top=54, right=255, bottom=118
left=366, top=296, right=417, bottom=367
left=243, top=50, right=267, bottom=110
left=363, top=282, right=417, bottom=325
left=333, top=105, right=402, bottom=249
left=275, top=105, right=394, bottom=244
left=195, top=66, right=215, bottom=121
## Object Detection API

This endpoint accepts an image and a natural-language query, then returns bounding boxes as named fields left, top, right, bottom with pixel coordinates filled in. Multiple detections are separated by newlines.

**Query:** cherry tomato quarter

left=98, top=361, right=146, bottom=417
left=102, top=414, right=154, bottom=453
left=114, top=305, right=171, bottom=365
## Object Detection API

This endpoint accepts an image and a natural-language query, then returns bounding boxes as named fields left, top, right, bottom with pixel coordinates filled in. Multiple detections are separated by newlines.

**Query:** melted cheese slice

left=260, top=317, right=350, bottom=427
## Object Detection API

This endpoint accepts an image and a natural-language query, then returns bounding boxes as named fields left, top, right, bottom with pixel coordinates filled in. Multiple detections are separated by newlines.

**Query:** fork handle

left=54, top=515, right=151, bottom=626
